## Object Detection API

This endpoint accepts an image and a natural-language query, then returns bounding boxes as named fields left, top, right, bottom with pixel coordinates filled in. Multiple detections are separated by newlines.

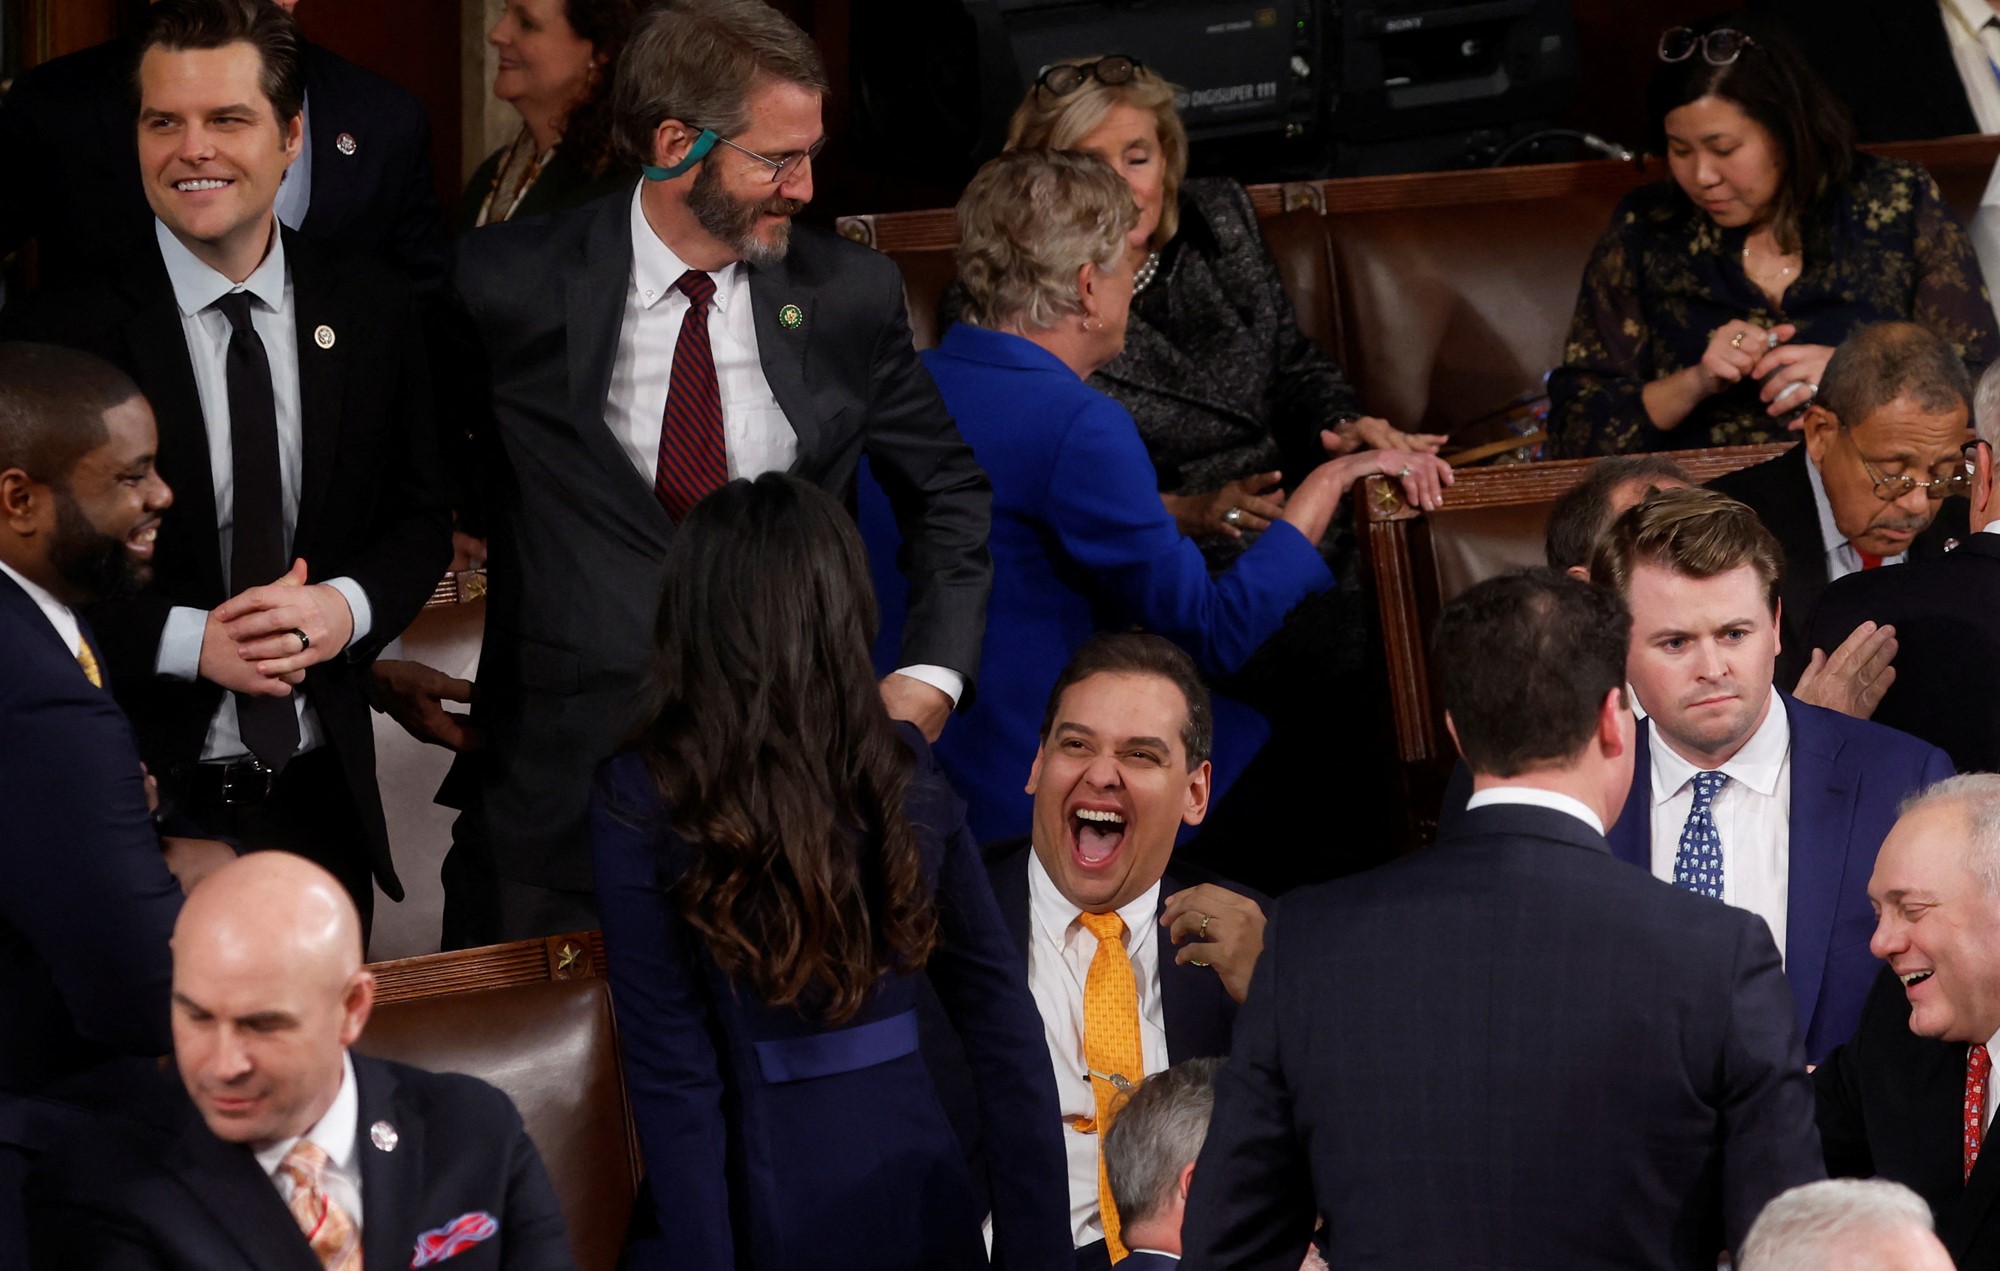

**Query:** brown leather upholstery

left=1259, top=206, right=1342, bottom=360
left=897, top=246, right=957, bottom=351
left=357, top=936, right=637, bottom=1271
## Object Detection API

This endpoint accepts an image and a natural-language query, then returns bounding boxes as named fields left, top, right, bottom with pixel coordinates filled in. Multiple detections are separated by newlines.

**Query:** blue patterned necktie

left=1673, top=770, right=1729, bottom=899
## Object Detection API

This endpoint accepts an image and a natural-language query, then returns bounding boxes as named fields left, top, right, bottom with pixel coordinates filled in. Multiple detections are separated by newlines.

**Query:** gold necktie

left=75, top=637, right=102, bottom=689
left=1078, top=909, right=1144, bottom=1260
left=275, top=1140, right=361, bottom=1270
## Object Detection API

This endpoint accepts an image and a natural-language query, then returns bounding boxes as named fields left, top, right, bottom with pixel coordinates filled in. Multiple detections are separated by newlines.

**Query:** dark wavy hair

left=560, top=0, right=641, bottom=177
left=1646, top=12, right=1854, bottom=255
left=637, top=473, right=936, bottom=1025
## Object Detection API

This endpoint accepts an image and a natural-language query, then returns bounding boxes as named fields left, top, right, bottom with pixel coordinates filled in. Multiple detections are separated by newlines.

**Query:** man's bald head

left=171, top=853, right=374, bottom=1148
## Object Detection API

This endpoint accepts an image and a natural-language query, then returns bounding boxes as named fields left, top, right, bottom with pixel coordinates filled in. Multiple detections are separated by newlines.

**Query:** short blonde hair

left=1003, top=59, right=1188, bottom=248
left=955, top=149, right=1137, bottom=333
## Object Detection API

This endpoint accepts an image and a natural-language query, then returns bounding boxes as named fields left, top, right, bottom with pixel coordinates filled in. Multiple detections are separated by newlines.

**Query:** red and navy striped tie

left=653, top=270, right=727, bottom=521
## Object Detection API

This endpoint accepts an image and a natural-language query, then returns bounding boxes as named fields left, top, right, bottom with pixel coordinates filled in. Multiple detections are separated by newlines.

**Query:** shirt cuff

left=324, top=576, right=373, bottom=648
left=892, top=664, right=964, bottom=709
left=156, top=606, right=208, bottom=682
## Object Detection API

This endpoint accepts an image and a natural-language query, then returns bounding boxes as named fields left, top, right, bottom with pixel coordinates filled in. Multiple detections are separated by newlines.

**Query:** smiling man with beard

left=1591, top=486, right=1953, bottom=1064
left=398, top=0, right=992, bottom=947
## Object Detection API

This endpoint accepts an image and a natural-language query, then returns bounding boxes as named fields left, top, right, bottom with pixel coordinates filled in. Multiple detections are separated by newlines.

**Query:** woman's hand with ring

left=1698, top=320, right=1789, bottom=396
left=1750, top=340, right=1834, bottom=420
left=1160, top=472, right=1286, bottom=540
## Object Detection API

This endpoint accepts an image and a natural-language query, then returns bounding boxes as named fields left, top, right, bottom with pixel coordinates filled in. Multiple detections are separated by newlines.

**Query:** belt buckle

left=218, top=760, right=275, bottom=805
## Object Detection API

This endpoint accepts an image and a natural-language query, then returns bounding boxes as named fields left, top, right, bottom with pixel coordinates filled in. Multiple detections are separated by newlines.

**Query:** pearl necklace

left=1132, top=250, right=1162, bottom=295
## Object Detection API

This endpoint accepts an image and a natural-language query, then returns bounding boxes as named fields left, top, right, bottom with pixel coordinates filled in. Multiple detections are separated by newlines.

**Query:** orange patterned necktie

left=75, top=636, right=102, bottom=689
left=1077, top=909, right=1145, bottom=1261
left=275, top=1140, right=361, bottom=1270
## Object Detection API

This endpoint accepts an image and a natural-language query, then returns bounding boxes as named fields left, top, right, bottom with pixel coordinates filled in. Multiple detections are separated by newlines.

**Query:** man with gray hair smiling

left=1817, top=774, right=2000, bottom=1266
left=1738, top=1179, right=1953, bottom=1271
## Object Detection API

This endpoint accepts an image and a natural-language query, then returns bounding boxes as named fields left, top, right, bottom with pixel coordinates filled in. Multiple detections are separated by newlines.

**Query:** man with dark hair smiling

left=1180, top=568, right=1821, bottom=1270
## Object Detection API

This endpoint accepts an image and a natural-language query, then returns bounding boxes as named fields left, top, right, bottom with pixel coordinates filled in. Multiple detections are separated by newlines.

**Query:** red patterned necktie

left=1858, top=550, right=1884, bottom=570
left=1967, top=1043, right=1991, bottom=1183
left=653, top=269, right=727, bottom=521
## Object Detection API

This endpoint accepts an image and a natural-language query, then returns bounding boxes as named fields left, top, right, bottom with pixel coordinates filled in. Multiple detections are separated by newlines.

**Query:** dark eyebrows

left=1050, top=722, right=1172, bottom=753
left=1122, top=734, right=1172, bottom=752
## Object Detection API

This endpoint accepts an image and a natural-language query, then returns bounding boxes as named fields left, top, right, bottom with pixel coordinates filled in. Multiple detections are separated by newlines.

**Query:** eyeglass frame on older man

left=1657, top=26, right=1758, bottom=66
left=642, top=127, right=827, bottom=185
left=1034, top=55, right=1144, bottom=101
left=1841, top=430, right=1981, bottom=502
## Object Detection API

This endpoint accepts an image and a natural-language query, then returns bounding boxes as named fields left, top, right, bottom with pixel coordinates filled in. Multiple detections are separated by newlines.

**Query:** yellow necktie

left=75, top=637, right=103, bottom=689
left=1078, top=909, right=1144, bottom=1261
left=275, top=1140, right=361, bottom=1270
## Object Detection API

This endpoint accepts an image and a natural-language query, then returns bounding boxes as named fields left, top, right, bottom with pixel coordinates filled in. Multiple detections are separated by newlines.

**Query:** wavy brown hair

left=637, top=473, right=937, bottom=1025
left=560, top=0, right=640, bottom=177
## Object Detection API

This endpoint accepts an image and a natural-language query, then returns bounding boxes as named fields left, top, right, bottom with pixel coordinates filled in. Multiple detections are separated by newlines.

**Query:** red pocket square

left=410, top=1211, right=499, bottom=1267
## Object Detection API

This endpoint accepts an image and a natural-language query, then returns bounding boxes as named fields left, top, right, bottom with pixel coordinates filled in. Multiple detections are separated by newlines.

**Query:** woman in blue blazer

left=867, top=149, right=1451, bottom=842
left=591, top=475, right=1070, bottom=1270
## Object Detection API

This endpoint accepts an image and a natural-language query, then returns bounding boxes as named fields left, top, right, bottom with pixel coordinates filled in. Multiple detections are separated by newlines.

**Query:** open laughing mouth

left=1901, top=969, right=1935, bottom=990
left=1071, top=807, right=1126, bottom=867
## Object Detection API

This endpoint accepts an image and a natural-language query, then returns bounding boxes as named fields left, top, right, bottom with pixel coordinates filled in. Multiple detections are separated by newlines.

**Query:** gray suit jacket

left=444, top=187, right=992, bottom=894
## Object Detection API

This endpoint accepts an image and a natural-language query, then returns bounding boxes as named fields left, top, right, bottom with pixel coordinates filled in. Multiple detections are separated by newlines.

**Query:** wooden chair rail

left=368, top=930, right=606, bottom=1005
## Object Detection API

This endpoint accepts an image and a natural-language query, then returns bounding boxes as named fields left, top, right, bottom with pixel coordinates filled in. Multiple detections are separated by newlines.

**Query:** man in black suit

left=1710, top=322, right=1973, bottom=690
left=1751, top=0, right=1985, bottom=144
left=380, top=0, right=991, bottom=946
left=6, top=0, right=452, bottom=931
left=0, top=0, right=446, bottom=296
left=1815, top=774, right=2000, bottom=1266
left=1810, top=363, right=2000, bottom=772
left=27, top=851, right=574, bottom=1270
left=1181, top=569, right=1822, bottom=1270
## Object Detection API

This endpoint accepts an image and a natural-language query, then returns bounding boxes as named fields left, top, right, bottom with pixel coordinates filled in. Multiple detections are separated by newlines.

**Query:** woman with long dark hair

left=591, top=474, right=1069, bottom=1270
left=1549, top=13, right=1998, bottom=455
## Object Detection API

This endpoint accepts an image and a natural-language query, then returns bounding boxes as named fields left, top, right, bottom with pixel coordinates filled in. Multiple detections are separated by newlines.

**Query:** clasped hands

left=1164, top=416, right=1450, bottom=539
left=1699, top=320, right=1833, bottom=424
left=198, top=558, right=353, bottom=698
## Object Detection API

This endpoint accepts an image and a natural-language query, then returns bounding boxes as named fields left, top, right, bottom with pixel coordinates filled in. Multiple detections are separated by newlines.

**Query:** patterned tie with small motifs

left=1968, top=1043, right=1991, bottom=1183
left=1672, top=770, right=1729, bottom=899
left=1077, top=909, right=1144, bottom=1261
left=275, top=1140, right=360, bottom=1270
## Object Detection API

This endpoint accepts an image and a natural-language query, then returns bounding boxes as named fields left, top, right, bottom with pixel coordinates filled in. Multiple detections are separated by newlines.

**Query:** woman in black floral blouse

left=1549, top=15, right=1999, bottom=456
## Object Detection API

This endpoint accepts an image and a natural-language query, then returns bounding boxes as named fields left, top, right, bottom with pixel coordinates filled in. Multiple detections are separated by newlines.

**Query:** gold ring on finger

left=1199, top=914, right=1212, bottom=938
left=1730, top=331, right=1747, bottom=349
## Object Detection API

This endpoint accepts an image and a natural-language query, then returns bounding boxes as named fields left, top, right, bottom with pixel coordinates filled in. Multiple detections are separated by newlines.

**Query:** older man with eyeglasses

left=1806, top=353, right=2000, bottom=771
left=1710, top=322, right=1976, bottom=691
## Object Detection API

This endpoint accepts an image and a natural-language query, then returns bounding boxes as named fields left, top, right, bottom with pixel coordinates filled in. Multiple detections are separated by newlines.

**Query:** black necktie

left=214, top=291, right=298, bottom=771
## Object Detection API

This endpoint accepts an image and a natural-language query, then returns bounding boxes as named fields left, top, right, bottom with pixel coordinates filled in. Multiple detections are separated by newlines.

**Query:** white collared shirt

left=1647, top=694, right=1793, bottom=960
left=606, top=188, right=962, bottom=705
left=147, top=218, right=373, bottom=763
left=1806, top=448, right=1908, bottom=582
left=0, top=558, right=87, bottom=662
left=1025, top=849, right=1168, bottom=1248
left=255, top=1049, right=363, bottom=1228
left=1464, top=785, right=1607, bottom=836
left=1942, top=0, right=2000, bottom=133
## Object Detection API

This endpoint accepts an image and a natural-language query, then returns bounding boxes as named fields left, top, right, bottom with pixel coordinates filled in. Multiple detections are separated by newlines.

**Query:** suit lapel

left=565, top=196, right=669, bottom=537
left=745, top=260, right=823, bottom=469
left=1780, top=694, right=1855, bottom=1044
left=294, top=46, right=351, bottom=239
left=356, top=1056, right=424, bottom=1271
left=285, top=231, right=345, bottom=561
left=990, top=845, right=1033, bottom=967
left=1605, top=724, right=1653, bottom=869
left=1155, top=873, right=1232, bottom=1064
left=167, top=1110, right=323, bottom=1271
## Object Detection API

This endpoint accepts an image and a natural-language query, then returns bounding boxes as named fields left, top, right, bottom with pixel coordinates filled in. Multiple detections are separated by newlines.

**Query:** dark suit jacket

left=0, top=572, right=181, bottom=1099
left=1817, top=966, right=2000, bottom=1265
left=7, top=229, right=453, bottom=898
left=443, top=188, right=992, bottom=901
left=592, top=730, right=1069, bottom=1271
left=1707, top=443, right=1968, bottom=690
left=1809, top=530, right=2000, bottom=772
left=1116, top=1254, right=1180, bottom=1271
left=1179, top=804, right=1824, bottom=1271
left=27, top=1053, right=575, bottom=1271
left=0, top=39, right=446, bottom=296
left=1751, top=0, right=1980, bottom=144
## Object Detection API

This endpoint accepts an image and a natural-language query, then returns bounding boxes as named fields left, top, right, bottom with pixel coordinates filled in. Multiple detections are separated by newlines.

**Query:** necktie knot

left=1078, top=910, right=1126, bottom=945
left=213, top=290, right=257, bottom=335
left=675, top=269, right=716, bottom=310
left=1691, top=770, right=1728, bottom=807
left=277, top=1138, right=330, bottom=1190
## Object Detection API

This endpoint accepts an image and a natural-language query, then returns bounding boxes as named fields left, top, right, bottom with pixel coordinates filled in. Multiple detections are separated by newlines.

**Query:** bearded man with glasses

left=1711, top=321, right=1976, bottom=692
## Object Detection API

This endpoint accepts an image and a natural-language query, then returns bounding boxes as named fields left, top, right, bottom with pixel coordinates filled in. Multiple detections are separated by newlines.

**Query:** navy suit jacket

left=864, top=322, right=1331, bottom=842
left=1117, top=1254, right=1180, bottom=1270
left=1179, top=804, right=1823, bottom=1271
left=27, top=1054, right=574, bottom=1270
left=1604, top=695, right=1954, bottom=1063
left=0, top=570, right=180, bottom=1102
left=591, top=729, right=1070, bottom=1271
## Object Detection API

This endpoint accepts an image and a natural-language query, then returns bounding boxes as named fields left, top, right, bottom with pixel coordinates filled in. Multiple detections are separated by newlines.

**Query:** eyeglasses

left=1035, top=55, right=1143, bottom=100
left=1845, top=430, right=1977, bottom=502
left=702, top=131, right=827, bottom=185
left=1658, top=27, right=1759, bottom=66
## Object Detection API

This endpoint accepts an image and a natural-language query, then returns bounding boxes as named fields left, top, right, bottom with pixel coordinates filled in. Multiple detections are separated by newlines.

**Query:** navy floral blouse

left=1548, top=155, right=2000, bottom=456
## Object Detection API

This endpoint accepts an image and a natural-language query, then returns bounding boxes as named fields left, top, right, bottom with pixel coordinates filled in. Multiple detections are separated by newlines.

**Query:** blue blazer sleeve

left=1045, top=395, right=1331, bottom=676
left=589, top=755, right=735, bottom=1271
left=909, top=744, right=1072, bottom=1270
left=0, top=668, right=180, bottom=1059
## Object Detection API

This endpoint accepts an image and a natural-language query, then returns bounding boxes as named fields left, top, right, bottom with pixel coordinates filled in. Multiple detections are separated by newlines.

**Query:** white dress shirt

left=607, top=188, right=961, bottom=704
left=1806, top=447, right=1908, bottom=582
left=1025, top=850, right=1167, bottom=1248
left=1463, top=785, right=1606, bottom=836
left=148, top=218, right=373, bottom=763
left=1647, top=696, right=1793, bottom=962
left=255, top=1049, right=364, bottom=1228
left=0, top=558, right=87, bottom=661
left=1943, top=0, right=2000, bottom=133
